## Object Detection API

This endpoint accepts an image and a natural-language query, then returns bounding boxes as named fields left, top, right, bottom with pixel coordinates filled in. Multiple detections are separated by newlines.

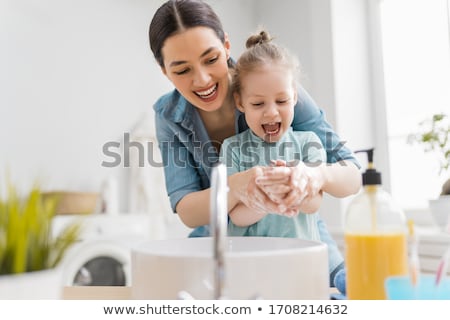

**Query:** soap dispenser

left=344, top=148, right=408, bottom=299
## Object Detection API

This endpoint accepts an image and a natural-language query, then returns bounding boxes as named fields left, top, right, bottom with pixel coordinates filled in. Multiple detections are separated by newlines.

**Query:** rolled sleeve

left=155, top=112, right=202, bottom=213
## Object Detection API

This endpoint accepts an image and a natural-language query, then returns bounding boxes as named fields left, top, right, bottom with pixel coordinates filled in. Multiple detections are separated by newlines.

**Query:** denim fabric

left=153, top=86, right=357, bottom=286
left=333, top=265, right=346, bottom=294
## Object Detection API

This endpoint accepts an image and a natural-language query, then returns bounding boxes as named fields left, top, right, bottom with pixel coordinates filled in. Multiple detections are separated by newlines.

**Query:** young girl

left=221, top=29, right=324, bottom=242
left=149, top=0, right=360, bottom=290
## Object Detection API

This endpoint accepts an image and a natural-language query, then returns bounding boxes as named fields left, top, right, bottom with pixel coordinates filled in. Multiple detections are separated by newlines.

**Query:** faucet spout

left=210, top=162, right=228, bottom=299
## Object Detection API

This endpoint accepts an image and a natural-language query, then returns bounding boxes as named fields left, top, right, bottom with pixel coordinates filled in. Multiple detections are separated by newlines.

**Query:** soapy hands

left=252, top=160, right=324, bottom=216
left=232, top=160, right=324, bottom=218
left=236, top=166, right=280, bottom=214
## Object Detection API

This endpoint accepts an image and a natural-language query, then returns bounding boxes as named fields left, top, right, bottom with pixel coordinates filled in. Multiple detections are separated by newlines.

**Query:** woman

left=149, top=0, right=361, bottom=288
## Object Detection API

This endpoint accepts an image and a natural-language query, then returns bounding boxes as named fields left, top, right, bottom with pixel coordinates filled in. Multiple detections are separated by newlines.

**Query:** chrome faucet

left=177, top=162, right=262, bottom=300
left=177, top=162, right=228, bottom=300
left=210, top=162, right=228, bottom=299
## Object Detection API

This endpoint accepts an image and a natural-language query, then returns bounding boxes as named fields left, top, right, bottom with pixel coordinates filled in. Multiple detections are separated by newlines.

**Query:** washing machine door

left=61, top=239, right=132, bottom=286
left=72, top=256, right=126, bottom=286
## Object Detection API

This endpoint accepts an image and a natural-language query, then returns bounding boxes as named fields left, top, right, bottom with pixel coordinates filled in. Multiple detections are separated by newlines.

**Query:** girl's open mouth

left=262, top=122, right=281, bottom=136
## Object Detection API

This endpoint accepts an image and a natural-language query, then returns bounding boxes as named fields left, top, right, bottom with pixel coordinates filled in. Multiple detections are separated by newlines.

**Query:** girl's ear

left=293, top=85, right=298, bottom=104
left=224, top=32, right=231, bottom=60
left=234, top=93, right=245, bottom=112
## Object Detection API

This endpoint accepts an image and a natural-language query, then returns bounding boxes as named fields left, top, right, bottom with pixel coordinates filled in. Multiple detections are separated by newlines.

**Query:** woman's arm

left=175, top=189, right=212, bottom=228
left=227, top=167, right=283, bottom=213
left=219, top=137, right=284, bottom=224
left=228, top=202, right=268, bottom=227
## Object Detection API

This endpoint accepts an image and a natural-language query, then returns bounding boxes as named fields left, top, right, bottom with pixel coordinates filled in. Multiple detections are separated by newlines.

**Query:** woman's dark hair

left=149, top=0, right=225, bottom=67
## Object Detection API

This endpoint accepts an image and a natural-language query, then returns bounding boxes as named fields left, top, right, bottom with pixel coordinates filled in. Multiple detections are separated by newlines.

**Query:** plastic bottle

left=344, top=148, right=408, bottom=299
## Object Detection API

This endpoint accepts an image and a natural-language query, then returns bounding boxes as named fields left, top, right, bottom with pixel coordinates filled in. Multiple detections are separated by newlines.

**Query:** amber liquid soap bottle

left=344, top=148, right=408, bottom=299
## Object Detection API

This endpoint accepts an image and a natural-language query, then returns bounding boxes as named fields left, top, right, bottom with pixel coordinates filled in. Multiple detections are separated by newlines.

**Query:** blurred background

left=2, top=0, right=450, bottom=229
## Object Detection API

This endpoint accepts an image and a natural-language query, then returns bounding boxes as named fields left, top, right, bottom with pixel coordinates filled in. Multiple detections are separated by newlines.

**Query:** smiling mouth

left=194, top=84, right=218, bottom=99
left=262, top=122, right=281, bottom=135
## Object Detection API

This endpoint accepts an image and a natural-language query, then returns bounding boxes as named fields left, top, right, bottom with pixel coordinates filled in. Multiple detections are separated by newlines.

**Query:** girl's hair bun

left=245, top=30, right=272, bottom=49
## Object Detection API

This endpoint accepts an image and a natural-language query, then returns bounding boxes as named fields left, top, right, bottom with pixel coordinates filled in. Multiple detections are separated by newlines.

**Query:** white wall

left=255, top=0, right=336, bottom=122
left=0, top=0, right=259, bottom=212
left=2, top=0, right=172, bottom=210
left=2, top=0, right=375, bottom=226
left=327, top=0, right=375, bottom=226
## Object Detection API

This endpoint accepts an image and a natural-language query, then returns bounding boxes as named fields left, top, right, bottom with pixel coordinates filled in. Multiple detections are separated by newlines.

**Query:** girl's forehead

left=240, top=66, right=296, bottom=93
left=254, top=62, right=290, bottom=72
left=242, top=64, right=293, bottom=79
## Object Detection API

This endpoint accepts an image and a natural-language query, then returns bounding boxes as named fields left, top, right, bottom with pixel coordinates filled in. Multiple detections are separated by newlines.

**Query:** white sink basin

left=131, top=236, right=329, bottom=299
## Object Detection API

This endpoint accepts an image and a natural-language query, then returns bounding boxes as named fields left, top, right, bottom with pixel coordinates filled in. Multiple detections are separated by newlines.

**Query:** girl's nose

left=264, top=103, right=279, bottom=118
left=193, top=67, right=211, bottom=86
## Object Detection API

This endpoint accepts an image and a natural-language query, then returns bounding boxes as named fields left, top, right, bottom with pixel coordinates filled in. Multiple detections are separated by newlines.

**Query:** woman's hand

left=228, top=160, right=328, bottom=218
left=256, top=160, right=325, bottom=215
left=228, top=166, right=285, bottom=214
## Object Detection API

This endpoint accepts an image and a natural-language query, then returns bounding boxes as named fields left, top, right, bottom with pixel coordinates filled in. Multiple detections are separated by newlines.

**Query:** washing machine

left=53, top=213, right=153, bottom=286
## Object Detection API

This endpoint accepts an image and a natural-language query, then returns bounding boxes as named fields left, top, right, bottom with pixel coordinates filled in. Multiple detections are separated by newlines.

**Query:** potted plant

left=0, top=182, right=82, bottom=299
left=408, top=113, right=450, bottom=229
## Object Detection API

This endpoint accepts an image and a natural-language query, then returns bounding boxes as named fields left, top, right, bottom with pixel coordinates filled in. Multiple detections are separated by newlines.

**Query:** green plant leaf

left=0, top=182, right=81, bottom=275
left=408, top=113, right=450, bottom=175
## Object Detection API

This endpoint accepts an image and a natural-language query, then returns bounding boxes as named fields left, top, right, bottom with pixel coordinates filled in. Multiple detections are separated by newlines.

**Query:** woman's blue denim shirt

left=153, top=85, right=359, bottom=282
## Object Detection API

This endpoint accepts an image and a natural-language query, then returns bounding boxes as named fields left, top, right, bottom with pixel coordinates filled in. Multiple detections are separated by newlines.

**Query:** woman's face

left=161, top=27, right=231, bottom=112
left=235, top=64, right=297, bottom=143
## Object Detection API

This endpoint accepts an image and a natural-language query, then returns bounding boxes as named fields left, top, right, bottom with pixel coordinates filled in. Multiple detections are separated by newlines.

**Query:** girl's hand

left=256, top=160, right=324, bottom=215
left=283, top=161, right=324, bottom=213
left=258, top=160, right=291, bottom=199
left=231, top=166, right=284, bottom=214
left=254, top=162, right=298, bottom=216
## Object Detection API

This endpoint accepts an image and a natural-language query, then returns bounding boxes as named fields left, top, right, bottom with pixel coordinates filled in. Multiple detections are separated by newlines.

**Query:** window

left=378, top=0, right=450, bottom=210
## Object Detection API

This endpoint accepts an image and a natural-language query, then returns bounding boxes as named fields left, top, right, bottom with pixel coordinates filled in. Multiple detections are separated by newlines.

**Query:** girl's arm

left=256, top=160, right=360, bottom=212
left=290, top=86, right=362, bottom=197
left=255, top=130, right=361, bottom=212
left=318, top=160, right=361, bottom=197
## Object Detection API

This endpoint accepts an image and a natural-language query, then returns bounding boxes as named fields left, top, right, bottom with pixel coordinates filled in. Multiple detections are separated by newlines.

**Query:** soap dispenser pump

left=344, top=148, right=408, bottom=299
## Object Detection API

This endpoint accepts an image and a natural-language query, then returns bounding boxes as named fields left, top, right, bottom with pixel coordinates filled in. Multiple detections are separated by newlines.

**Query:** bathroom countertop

left=63, top=286, right=339, bottom=300
left=63, top=286, right=132, bottom=300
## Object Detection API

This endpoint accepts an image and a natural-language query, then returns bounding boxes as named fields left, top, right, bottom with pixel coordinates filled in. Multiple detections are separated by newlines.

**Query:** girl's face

left=161, top=27, right=231, bottom=112
left=235, top=64, right=297, bottom=143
